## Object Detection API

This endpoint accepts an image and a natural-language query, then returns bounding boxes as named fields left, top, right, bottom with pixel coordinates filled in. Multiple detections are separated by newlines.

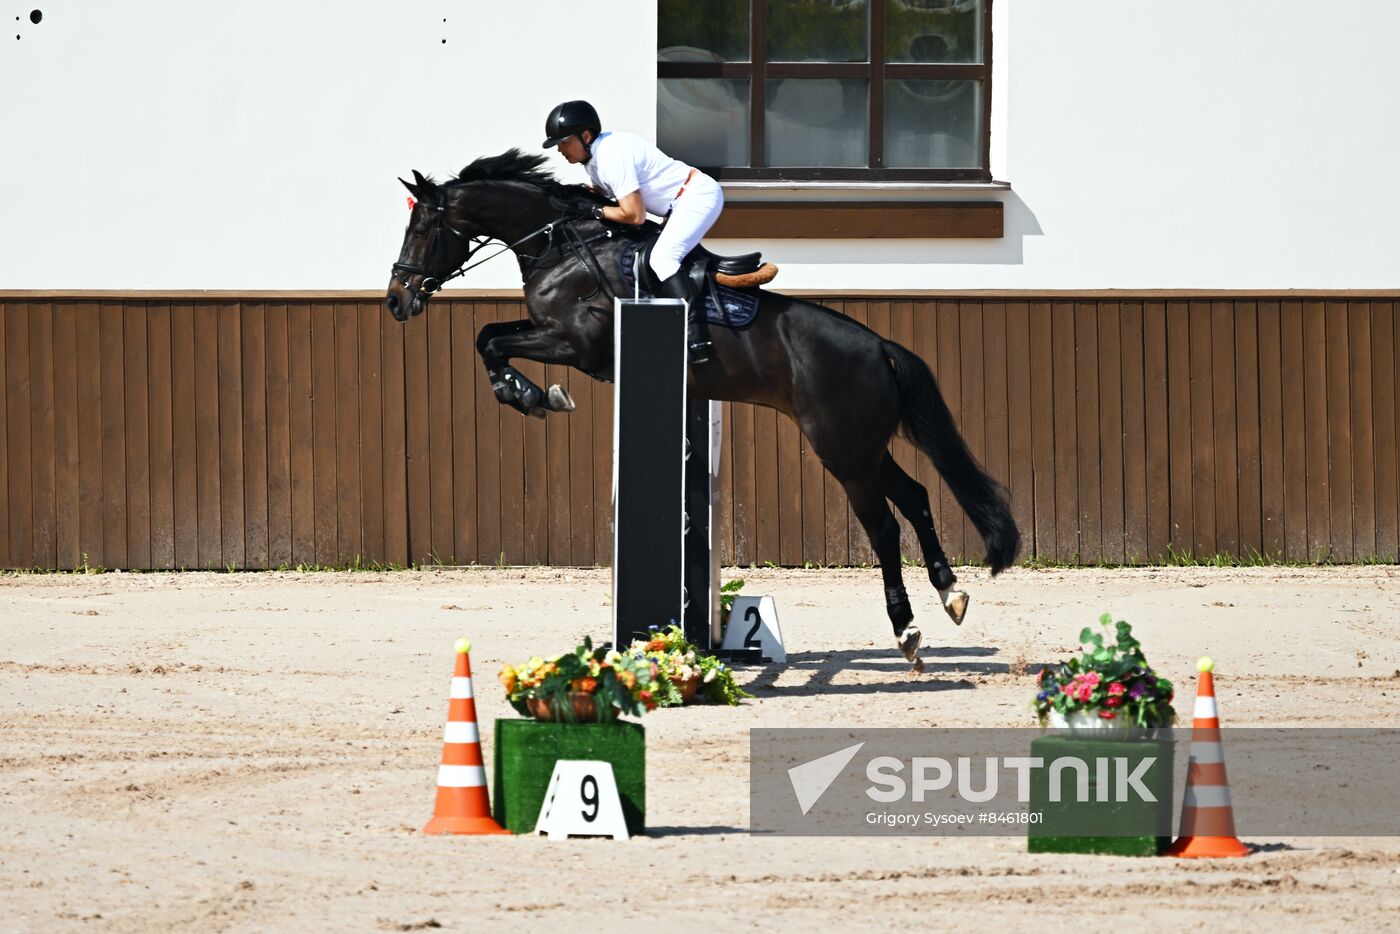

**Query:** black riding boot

left=656, top=271, right=714, bottom=364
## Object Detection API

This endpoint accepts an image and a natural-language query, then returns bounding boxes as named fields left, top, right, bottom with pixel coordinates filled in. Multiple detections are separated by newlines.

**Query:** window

left=658, top=0, right=992, bottom=182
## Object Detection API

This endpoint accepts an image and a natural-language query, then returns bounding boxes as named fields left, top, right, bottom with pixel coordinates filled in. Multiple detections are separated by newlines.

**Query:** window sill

left=709, top=199, right=1004, bottom=239
left=720, top=179, right=1011, bottom=194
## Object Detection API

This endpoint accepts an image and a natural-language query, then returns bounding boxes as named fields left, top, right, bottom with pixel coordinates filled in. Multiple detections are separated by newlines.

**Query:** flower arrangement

left=1033, top=614, right=1177, bottom=729
left=498, top=628, right=752, bottom=721
left=498, top=637, right=660, bottom=722
left=631, top=623, right=752, bottom=707
left=633, top=628, right=700, bottom=706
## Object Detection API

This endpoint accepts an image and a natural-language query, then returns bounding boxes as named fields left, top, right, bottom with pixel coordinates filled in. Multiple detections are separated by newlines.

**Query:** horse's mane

left=439, top=144, right=604, bottom=198
left=419, top=148, right=603, bottom=214
left=450, top=148, right=561, bottom=190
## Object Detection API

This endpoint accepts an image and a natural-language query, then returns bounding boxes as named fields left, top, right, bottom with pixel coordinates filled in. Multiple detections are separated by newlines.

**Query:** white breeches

left=649, top=173, right=724, bottom=282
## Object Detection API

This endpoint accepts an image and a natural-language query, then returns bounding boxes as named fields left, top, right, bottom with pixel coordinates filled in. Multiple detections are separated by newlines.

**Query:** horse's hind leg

left=880, top=455, right=970, bottom=626
left=842, top=470, right=924, bottom=673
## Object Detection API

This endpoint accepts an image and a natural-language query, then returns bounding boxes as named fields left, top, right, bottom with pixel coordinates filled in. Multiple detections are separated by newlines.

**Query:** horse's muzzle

left=384, top=289, right=408, bottom=322
left=384, top=281, right=425, bottom=322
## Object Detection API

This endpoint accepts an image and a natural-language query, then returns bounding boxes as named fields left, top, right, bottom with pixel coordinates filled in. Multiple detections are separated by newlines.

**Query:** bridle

left=390, top=197, right=584, bottom=295
left=390, top=199, right=491, bottom=294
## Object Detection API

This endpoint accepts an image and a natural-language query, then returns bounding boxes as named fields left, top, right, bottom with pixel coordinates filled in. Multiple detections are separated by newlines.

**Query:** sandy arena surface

left=3, top=565, right=1400, bottom=931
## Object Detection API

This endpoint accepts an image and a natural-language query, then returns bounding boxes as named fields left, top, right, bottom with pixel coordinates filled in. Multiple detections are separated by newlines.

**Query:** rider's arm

left=597, top=190, right=646, bottom=226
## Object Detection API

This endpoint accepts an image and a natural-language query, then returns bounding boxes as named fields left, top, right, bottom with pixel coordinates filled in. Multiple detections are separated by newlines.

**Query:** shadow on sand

left=645, top=825, right=750, bottom=838
left=733, top=646, right=1010, bottom=697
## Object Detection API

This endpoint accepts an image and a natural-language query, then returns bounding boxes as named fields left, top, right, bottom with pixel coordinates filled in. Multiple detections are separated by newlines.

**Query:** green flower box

left=1026, top=735, right=1175, bottom=857
left=491, top=718, right=646, bottom=835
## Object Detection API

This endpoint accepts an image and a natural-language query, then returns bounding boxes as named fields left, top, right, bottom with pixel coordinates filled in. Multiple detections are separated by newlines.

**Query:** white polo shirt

left=584, top=130, right=693, bottom=218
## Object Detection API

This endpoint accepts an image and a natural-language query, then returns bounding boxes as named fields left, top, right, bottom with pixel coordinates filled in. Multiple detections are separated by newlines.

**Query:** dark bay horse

left=384, top=150, right=1019, bottom=671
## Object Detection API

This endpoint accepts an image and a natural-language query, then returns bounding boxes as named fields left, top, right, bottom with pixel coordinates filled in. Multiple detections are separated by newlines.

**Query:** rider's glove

left=547, top=193, right=591, bottom=221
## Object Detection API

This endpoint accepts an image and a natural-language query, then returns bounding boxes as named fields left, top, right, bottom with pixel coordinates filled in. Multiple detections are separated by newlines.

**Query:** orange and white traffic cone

left=1166, top=656, right=1249, bottom=858
left=423, top=638, right=509, bottom=835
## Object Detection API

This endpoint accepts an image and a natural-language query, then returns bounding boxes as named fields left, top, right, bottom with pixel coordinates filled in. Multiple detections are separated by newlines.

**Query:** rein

left=520, top=222, right=618, bottom=302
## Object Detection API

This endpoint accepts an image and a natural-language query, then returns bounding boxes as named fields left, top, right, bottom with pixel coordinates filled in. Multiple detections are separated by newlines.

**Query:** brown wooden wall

left=1, top=296, right=1397, bottom=569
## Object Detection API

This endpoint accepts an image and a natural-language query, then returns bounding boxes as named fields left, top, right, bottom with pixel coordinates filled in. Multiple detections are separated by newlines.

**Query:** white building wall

left=2, top=0, right=1398, bottom=291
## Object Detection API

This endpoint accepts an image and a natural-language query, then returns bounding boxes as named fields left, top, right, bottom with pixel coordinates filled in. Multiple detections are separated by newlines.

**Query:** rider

left=543, top=99, right=721, bottom=364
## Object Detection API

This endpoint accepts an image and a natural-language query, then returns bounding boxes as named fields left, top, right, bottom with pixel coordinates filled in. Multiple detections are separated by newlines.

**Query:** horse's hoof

left=909, top=656, right=925, bottom=676
left=546, top=384, right=576, bottom=412
left=897, top=623, right=922, bottom=665
left=941, top=590, right=969, bottom=625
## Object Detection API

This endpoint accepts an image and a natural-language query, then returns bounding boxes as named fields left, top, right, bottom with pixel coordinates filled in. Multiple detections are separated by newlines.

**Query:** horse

left=384, top=149, right=1020, bottom=671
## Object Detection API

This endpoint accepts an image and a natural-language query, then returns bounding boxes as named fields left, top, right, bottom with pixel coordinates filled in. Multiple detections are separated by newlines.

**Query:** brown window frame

left=658, top=0, right=994, bottom=182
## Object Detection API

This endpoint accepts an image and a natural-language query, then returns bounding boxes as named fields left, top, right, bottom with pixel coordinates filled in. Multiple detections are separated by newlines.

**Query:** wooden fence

left=1, top=295, right=1396, bottom=569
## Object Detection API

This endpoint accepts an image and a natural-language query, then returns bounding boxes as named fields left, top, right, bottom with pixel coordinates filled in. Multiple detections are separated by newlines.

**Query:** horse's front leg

left=476, top=319, right=580, bottom=418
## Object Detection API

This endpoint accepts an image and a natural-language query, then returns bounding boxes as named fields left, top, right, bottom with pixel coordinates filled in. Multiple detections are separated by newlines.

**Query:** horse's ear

left=398, top=176, right=418, bottom=196
left=411, top=169, right=427, bottom=187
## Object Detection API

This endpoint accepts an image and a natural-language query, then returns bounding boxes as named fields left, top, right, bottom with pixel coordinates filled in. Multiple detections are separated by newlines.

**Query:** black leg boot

left=656, top=271, right=714, bottom=364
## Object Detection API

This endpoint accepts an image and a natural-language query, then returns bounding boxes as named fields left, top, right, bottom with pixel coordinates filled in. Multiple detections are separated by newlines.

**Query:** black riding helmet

left=542, top=100, right=602, bottom=148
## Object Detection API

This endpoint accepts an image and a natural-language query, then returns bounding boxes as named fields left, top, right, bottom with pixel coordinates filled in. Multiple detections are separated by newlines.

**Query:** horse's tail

left=884, top=340, right=1021, bottom=574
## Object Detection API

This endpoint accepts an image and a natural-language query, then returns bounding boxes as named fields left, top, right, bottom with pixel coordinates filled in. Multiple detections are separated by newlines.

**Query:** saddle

left=622, top=237, right=779, bottom=328
left=637, top=239, right=778, bottom=293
